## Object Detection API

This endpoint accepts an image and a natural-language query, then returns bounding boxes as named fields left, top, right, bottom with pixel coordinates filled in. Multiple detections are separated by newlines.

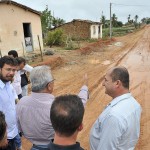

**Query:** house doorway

left=23, top=23, right=33, bottom=52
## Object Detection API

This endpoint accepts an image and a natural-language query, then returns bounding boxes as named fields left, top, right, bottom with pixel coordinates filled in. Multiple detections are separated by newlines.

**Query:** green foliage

left=112, top=13, right=117, bottom=27
left=147, top=19, right=150, bottom=24
left=100, top=15, right=106, bottom=28
left=41, top=6, right=65, bottom=37
left=88, top=39, right=99, bottom=43
left=65, top=36, right=80, bottom=50
left=116, top=21, right=123, bottom=27
left=46, top=29, right=64, bottom=47
left=52, top=17, right=65, bottom=28
left=41, top=5, right=53, bottom=35
left=102, top=26, right=135, bottom=38
left=141, top=17, right=150, bottom=24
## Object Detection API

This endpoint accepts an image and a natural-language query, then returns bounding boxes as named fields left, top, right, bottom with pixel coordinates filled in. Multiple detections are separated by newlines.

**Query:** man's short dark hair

left=0, top=56, right=18, bottom=68
left=8, top=50, right=18, bottom=58
left=50, top=95, right=84, bottom=137
left=16, top=57, right=26, bottom=65
left=110, top=67, right=129, bottom=89
left=0, top=111, right=7, bottom=141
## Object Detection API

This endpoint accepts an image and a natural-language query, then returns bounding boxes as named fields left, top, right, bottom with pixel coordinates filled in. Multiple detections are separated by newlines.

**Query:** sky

left=14, top=0, right=150, bottom=23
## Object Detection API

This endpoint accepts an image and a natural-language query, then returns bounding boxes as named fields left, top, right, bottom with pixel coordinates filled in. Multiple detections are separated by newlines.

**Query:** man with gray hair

left=16, top=65, right=89, bottom=150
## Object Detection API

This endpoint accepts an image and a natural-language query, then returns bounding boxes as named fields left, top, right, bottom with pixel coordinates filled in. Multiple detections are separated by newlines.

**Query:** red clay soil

left=33, top=56, right=65, bottom=69
left=78, top=38, right=116, bottom=55
left=22, top=26, right=150, bottom=150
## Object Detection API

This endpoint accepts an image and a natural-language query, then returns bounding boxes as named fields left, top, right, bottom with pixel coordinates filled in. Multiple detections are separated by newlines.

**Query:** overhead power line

left=112, top=3, right=150, bottom=7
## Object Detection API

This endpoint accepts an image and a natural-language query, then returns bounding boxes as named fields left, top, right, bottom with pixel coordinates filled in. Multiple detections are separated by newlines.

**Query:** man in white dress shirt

left=90, top=66, right=142, bottom=150
left=8, top=50, right=33, bottom=96
left=0, top=56, right=18, bottom=150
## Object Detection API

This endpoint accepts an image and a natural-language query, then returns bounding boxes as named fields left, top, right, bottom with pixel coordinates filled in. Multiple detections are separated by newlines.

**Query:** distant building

left=51, top=19, right=103, bottom=40
left=0, top=0, right=43, bottom=56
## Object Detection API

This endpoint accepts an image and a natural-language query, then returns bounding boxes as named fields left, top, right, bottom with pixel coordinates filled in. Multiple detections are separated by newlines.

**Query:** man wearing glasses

left=0, top=56, right=18, bottom=150
left=16, top=65, right=89, bottom=150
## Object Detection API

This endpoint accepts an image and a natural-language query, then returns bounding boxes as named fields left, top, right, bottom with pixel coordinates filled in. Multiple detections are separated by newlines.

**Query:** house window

left=93, top=26, right=96, bottom=35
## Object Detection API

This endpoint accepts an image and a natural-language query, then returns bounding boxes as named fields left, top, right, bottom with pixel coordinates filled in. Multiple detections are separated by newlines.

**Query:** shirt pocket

left=95, top=118, right=102, bottom=133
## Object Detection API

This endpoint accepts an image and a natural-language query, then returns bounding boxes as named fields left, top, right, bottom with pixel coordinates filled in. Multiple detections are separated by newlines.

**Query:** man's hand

left=15, top=99, right=20, bottom=104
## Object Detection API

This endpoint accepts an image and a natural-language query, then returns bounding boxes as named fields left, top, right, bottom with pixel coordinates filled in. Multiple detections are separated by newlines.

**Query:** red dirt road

left=22, top=26, right=150, bottom=150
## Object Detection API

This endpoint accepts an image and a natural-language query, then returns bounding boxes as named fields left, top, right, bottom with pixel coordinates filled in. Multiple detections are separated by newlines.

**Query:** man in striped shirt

left=90, top=66, right=142, bottom=150
left=16, top=65, right=89, bottom=150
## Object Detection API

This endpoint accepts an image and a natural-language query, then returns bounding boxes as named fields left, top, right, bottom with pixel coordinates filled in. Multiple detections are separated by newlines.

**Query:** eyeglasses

left=46, top=79, right=55, bottom=86
left=2, top=68, right=16, bottom=72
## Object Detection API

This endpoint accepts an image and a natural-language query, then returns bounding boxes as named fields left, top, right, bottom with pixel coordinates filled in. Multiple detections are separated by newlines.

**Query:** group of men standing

left=0, top=51, right=142, bottom=150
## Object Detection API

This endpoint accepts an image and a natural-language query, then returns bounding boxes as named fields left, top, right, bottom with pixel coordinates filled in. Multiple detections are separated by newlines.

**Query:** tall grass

left=102, top=26, right=135, bottom=38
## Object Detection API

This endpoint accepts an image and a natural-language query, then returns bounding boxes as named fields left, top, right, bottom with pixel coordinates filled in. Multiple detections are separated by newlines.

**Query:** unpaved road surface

left=22, top=26, right=150, bottom=150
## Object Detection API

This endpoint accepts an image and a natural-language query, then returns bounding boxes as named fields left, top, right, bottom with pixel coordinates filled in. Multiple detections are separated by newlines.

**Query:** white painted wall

left=0, top=3, right=43, bottom=56
left=90, top=24, right=103, bottom=39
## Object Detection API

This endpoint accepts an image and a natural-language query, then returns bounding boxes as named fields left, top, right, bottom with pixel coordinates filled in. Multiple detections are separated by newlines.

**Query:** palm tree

left=100, top=15, right=106, bottom=28
left=134, top=15, right=139, bottom=28
left=134, top=15, right=138, bottom=23
left=112, top=13, right=117, bottom=27
left=127, top=14, right=131, bottom=23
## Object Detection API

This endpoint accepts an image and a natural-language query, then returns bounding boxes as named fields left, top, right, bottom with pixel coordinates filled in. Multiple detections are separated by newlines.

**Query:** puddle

left=64, top=67, right=71, bottom=71
left=114, top=42, right=123, bottom=47
left=101, top=60, right=111, bottom=65
left=89, top=59, right=101, bottom=64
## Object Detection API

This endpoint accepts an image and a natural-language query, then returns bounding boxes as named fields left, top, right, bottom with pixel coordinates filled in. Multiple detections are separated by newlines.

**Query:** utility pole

left=110, top=2, right=112, bottom=39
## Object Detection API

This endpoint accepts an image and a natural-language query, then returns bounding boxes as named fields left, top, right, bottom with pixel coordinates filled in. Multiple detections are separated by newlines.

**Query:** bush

left=46, top=29, right=64, bottom=47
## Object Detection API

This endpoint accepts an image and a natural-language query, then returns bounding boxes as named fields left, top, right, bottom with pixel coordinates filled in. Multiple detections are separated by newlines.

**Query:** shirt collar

left=110, top=93, right=131, bottom=107
left=31, top=92, right=55, bottom=99
left=0, top=79, right=10, bottom=89
left=48, top=140, right=81, bottom=150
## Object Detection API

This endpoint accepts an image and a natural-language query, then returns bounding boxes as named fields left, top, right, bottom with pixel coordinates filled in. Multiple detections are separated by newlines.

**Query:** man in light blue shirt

left=0, top=56, right=18, bottom=150
left=90, top=66, right=142, bottom=150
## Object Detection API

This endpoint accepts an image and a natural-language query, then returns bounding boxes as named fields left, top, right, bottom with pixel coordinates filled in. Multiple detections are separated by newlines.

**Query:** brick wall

left=55, top=20, right=91, bottom=39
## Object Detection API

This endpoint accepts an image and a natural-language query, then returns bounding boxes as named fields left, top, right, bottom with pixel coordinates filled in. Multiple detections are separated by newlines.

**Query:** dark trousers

left=0, top=139, right=16, bottom=150
left=18, top=94, right=23, bottom=100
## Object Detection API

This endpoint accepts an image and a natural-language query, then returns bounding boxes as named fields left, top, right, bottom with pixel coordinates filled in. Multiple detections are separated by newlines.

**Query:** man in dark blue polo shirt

left=49, top=94, right=85, bottom=150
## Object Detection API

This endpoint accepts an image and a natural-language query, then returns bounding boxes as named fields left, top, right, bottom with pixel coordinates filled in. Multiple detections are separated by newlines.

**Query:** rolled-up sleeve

left=78, top=85, right=89, bottom=106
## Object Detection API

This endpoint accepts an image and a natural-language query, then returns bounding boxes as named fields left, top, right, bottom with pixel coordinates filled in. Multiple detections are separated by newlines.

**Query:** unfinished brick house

left=0, top=0, right=43, bottom=56
left=51, top=19, right=103, bottom=40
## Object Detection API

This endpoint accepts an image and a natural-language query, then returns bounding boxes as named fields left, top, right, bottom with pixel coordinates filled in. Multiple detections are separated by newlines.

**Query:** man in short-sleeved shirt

left=90, top=66, right=142, bottom=150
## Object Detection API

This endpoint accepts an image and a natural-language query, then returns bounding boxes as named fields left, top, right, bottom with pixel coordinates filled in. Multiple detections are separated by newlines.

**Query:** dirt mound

left=79, top=38, right=116, bottom=55
left=33, top=56, right=64, bottom=69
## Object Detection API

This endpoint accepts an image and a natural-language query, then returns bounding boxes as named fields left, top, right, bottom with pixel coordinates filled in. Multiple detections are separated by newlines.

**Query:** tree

left=100, top=15, right=106, bottom=28
left=112, top=13, right=117, bottom=27
left=41, top=5, right=53, bottom=37
left=52, top=17, right=65, bottom=28
left=127, top=14, right=131, bottom=23
left=146, top=18, right=150, bottom=24
left=46, top=29, right=64, bottom=47
left=41, top=6, right=65, bottom=38
left=141, top=18, right=146, bottom=24
left=134, top=15, right=139, bottom=29
left=116, top=21, right=123, bottom=27
left=134, top=15, right=138, bottom=23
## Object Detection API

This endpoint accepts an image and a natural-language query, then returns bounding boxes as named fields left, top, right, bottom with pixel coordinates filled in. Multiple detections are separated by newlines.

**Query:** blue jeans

left=14, top=134, right=22, bottom=149
left=31, top=144, right=49, bottom=150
